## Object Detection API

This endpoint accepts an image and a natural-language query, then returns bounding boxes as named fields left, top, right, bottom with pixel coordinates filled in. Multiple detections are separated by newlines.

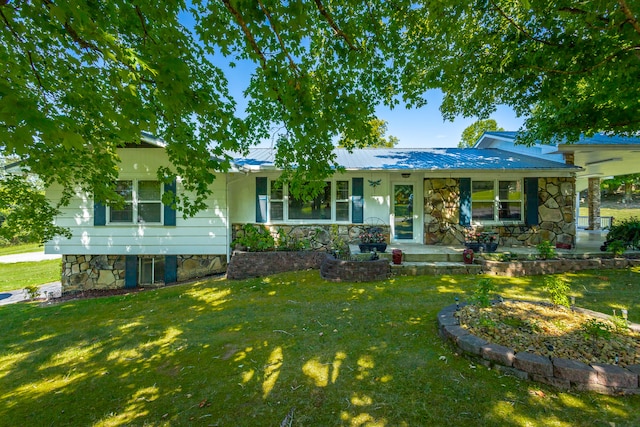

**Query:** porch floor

left=347, top=230, right=635, bottom=276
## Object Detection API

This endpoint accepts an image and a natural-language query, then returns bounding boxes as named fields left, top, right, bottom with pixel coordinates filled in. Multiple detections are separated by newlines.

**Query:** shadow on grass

left=0, top=270, right=639, bottom=426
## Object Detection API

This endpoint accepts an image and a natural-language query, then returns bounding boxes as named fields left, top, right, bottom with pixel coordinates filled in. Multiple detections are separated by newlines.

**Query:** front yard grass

left=0, top=269, right=639, bottom=426
left=0, top=259, right=60, bottom=293
left=0, top=243, right=43, bottom=256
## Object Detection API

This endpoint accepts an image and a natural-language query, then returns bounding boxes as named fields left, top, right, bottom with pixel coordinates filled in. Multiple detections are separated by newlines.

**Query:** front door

left=393, top=183, right=414, bottom=241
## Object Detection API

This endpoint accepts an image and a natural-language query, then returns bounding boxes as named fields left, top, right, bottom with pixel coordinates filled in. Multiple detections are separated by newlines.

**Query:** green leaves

left=2, top=0, right=640, bottom=240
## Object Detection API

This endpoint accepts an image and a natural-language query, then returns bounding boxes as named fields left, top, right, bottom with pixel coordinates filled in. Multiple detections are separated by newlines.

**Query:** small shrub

left=478, top=315, right=496, bottom=329
left=610, top=312, right=629, bottom=332
left=231, top=224, right=275, bottom=252
left=24, top=284, right=40, bottom=300
left=536, top=240, right=556, bottom=260
left=471, top=278, right=496, bottom=308
left=544, top=276, right=571, bottom=308
left=605, top=217, right=640, bottom=249
left=607, top=240, right=626, bottom=257
left=581, top=319, right=613, bottom=342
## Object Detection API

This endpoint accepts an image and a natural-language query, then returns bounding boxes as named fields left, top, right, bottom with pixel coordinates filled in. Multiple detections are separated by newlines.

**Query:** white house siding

left=45, top=148, right=229, bottom=256
left=44, top=148, right=229, bottom=293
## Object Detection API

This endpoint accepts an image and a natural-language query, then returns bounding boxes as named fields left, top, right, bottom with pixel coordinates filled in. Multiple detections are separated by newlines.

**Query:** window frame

left=108, top=179, right=164, bottom=225
left=267, top=179, right=351, bottom=223
left=471, top=178, right=524, bottom=224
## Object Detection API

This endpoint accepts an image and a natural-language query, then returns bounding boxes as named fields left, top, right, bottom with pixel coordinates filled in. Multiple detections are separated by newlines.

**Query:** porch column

left=587, top=177, right=601, bottom=230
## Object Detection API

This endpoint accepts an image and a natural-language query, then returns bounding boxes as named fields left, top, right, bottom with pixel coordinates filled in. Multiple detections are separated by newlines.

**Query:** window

left=139, top=256, right=165, bottom=285
left=109, top=180, right=163, bottom=224
left=471, top=179, right=523, bottom=222
left=267, top=180, right=350, bottom=222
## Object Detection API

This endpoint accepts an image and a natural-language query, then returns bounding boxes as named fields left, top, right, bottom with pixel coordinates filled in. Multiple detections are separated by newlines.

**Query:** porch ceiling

left=559, top=145, right=640, bottom=192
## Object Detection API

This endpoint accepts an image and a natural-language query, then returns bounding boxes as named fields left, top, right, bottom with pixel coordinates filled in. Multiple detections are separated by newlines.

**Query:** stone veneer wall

left=62, top=255, right=126, bottom=293
left=423, top=177, right=576, bottom=248
left=62, top=254, right=226, bottom=294
left=177, top=255, right=227, bottom=282
left=231, top=223, right=390, bottom=249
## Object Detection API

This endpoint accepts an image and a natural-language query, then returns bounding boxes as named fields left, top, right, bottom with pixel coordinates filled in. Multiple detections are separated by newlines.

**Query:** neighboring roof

left=477, top=131, right=640, bottom=148
left=232, top=147, right=579, bottom=172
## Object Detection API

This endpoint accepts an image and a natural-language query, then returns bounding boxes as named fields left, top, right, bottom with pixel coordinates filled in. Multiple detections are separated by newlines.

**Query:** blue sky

left=375, top=93, right=524, bottom=148
left=182, top=11, right=524, bottom=149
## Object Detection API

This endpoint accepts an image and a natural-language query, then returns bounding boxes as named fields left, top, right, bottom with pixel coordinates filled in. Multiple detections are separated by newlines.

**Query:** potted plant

left=359, top=227, right=387, bottom=253
left=464, top=228, right=498, bottom=253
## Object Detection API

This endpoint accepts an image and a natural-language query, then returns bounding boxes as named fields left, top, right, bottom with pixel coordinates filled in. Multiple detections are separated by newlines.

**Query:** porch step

left=391, top=262, right=482, bottom=276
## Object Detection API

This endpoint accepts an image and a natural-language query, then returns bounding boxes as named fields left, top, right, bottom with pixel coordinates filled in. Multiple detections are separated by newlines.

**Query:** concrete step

left=378, top=251, right=463, bottom=263
left=391, top=262, right=482, bottom=276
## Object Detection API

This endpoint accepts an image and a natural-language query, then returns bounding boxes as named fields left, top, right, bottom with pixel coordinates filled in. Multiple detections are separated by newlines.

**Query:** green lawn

left=580, top=207, right=640, bottom=224
left=0, top=243, right=43, bottom=256
left=0, top=259, right=60, bottom=292
left=1, top=269, right=639, bottom=426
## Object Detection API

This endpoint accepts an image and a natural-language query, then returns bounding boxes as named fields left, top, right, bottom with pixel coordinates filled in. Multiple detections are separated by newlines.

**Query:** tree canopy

left=458, top=119, right=504, bottom=148
left=338, top=118, right=398, bottom=148
left=2, top=1, right=639, bottom=239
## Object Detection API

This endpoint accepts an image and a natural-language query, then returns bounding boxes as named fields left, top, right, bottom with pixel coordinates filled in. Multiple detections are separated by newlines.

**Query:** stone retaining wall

left=320, top=256, right=390, bottom=282
left=480, top=257, right=640, bottom=277
left=438, top=303, right=640, bottom=395
left=226, top=250, right=328, bottom=280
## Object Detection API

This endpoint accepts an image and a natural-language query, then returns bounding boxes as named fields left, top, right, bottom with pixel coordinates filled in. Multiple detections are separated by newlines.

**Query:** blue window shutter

left=94, top=202, right=106, bottom=226
left=459, top=178, right=471, bottom=226
left=164, top=255, right=177, bottom=284
left=164, top=179, right=177, bottom=226
left=256, top=177, right=268, bottom=223
left=352, top=178, right=364, bottom=224
left=125, top=255, right=138, bottom=288
left=525, top=177, right=539, bottom=226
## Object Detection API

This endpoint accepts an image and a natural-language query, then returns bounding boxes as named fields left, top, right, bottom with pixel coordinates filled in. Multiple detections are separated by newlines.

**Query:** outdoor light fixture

left=401, top=173, right=411, bottom=178
left=455, top=296, right=459, bottom=311
left=571, top=296, right=575, bottom=305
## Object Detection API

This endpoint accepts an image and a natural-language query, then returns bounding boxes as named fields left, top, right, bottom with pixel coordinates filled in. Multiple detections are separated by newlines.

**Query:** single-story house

left=44, top=132, right=640, bottom=292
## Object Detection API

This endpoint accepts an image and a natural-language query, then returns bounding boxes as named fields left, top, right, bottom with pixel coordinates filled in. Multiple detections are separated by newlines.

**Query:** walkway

left=0, top=251, right=62, bottom=306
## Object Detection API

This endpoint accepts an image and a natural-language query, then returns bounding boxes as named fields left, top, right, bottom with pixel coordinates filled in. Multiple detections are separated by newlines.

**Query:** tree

left=402, top=1, right=640, bottom=146
left=458, top=119, right=504, bottom=148
left=2, top=1, right=640, bottom=240
left=338, top=118, right=399, bottom=148
left=601, top=174, right=640, bottom=203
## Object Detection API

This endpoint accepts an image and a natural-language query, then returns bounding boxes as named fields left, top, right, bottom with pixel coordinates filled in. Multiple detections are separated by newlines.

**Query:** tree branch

left=41, top=0, right=101, bottom=52
left=135, top=5, right=156, bottom=45
left=313, top=0, right=359, bottom=51
left=221, top=0, right=268, bottom=69
left=618, top=0, right=640, bottom=36
left=489, top=0, right=559, bottom=47
left=27, top=51, right=43, bottom=88
left=526, top=46, right=640, bottom=75
left=257, top=0, right=300, bottom=75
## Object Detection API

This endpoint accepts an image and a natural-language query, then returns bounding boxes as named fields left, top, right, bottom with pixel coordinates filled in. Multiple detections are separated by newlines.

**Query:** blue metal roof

left=233, top=148, right=578, bottom=171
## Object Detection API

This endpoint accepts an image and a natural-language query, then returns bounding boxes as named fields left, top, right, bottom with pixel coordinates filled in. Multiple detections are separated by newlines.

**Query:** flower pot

left=359, top=243, right=387, bottom=253
left=485, top=242, right=499, bottom=253
left=463, top=248, right=474, bottom=264
left=465, top=242, right=482, bottom=252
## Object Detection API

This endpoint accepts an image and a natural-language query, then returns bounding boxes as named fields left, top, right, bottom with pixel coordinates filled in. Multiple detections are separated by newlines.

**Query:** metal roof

left=232, top=147, right=579, bottom=172
left=480, top=131, right=640, bottom=146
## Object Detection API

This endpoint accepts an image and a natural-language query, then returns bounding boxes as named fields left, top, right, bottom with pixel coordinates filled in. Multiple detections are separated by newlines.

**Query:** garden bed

left=439, top=301, right=640, bottom=395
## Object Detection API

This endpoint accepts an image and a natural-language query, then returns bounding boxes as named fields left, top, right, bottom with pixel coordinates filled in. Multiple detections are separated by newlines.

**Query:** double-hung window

left=110, top=180, right=163, bottom=224
left=268, top=180, right=350, bottom=222
left=471, top=179, right=523, bottom=222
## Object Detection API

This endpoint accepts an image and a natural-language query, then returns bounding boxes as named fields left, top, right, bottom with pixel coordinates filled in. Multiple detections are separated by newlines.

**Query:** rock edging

left=479, top=257, right=640, bottom=277
left=437, top=303, right=640, bottom=395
